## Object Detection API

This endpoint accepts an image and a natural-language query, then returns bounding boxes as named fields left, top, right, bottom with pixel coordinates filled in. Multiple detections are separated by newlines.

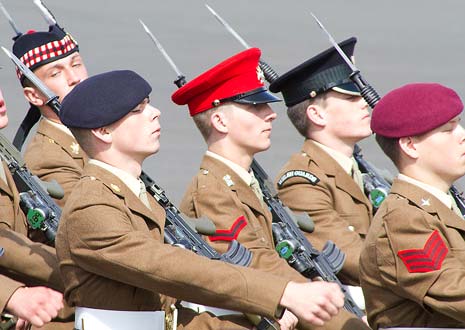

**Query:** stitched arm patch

left=397, top=230, right=448, bottom=273
left=277, top=170, right=320, bottom=188
left=209, top=216, right=247, bottom=242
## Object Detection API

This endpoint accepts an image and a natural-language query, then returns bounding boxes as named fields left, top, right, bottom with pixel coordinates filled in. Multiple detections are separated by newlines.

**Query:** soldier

left=0, top=87, right=72, bottom=329
left=173, top=48, right=371, bottom=329
left=268, top=38, right=372, bottom=291
left=12, top=24, right=88, bottom=207
left=360, top=83, right=465, bottom=328
left=56, top=69, right=345, bottom=330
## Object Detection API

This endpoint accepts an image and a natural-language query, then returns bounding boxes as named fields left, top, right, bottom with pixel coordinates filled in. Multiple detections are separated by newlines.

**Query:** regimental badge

left=70, top=142, right=80, bottom=155
left=277, top=170, right=320, bottom=188
left=256, top=66, right=265, bottom=84
left=420, top=198, right=431, bottom=206
left=223, top=174, right=234, bottom=187
left=397, top=230, right=448, bottom=273
left=110, top=184, right=121, bottom=192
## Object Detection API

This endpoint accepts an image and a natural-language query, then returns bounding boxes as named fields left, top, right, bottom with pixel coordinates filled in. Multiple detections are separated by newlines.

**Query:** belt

left=181, top=302, right=241, bottom=316
left=74, top=307, right=166, bottom=330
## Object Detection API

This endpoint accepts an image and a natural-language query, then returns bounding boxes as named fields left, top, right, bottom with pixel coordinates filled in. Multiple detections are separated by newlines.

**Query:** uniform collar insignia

left=420, top=198, right=431, bottom=206
left=223, top=174, right=234, bottom=187
left=70, top=142, right=80, bottom=154
left=110, top=183, right=121, bottom=192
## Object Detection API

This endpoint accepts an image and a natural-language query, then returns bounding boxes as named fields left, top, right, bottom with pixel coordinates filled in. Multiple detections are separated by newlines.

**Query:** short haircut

left=287, top=94, right=327, bottom=137
left=192, top=104, right=233, bottom=141
left=375, top=134, right=400, bottom=167
left=69, top=127, right=96, bottom=158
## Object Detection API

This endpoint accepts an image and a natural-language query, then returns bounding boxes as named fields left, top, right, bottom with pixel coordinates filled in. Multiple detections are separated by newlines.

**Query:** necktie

left=249, top=172, right=264, bottom=204
left=139, top=179, right=152, bottom=210
left=449, top=193, right=463, bottom=218
left=351, top=157, right=364, bottom=192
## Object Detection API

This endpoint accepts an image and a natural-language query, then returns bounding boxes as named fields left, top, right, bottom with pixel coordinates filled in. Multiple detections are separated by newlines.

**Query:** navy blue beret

left=60, top=70, right=152, bottom=129
left=269, top=37, right=359, bottom=107
left=13, top=25, right=79, bottom=82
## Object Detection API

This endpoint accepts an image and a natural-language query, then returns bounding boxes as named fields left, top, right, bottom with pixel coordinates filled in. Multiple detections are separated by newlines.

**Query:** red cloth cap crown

left=172, top=48, right=269, bottom=116
left=371, top=83, right=463, bottom=138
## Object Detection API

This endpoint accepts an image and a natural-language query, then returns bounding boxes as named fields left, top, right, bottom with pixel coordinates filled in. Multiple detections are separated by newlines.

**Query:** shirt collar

left=311, top=140, right=354, bottom=174
left=89, top=159, right=141, bottom=197
left=43, top=117, right=74, bottom=138
left=206, top=150, right=253, bottom=185
left=397, top=174, right=452, bottom=209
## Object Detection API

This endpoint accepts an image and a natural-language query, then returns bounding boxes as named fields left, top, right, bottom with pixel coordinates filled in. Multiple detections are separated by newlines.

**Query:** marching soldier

left=0, top=87, right=72, bottom=329
left=173, top=48, right=371, bottom=329
left=55, top=69, right=345, bottom=330
left=360, top=83, right=465, bottom=328
left=268, top=38, right=372, bottom=291
left=12, top=24, right=88, bottom=207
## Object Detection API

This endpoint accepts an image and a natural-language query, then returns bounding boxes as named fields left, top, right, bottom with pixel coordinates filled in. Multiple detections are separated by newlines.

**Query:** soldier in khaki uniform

left=268, top=38, right=372, bottom=287
left=12, top=25, right=88, bottom=207
left=360, top=83, right=465, bottom=328
left=173, top=48, right=371, bottom=329
left=56, top=69, right=345, bottom=330
left=0, top=87, right=72, bottom=329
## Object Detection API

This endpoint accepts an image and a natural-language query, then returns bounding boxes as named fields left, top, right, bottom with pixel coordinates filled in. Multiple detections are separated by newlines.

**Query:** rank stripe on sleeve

left=397, top=230, right=448, bottom=273
left=209, top=215, right=247, bottom=242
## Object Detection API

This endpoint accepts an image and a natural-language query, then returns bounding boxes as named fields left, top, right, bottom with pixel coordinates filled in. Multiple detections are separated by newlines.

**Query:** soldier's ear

left=23, top=87, right=46, bottom=107
left=306, top=103, right=326, bottom=127
left=398, top=136, right=419, bottom=159
left=210, top=109, right=229, bottom=134
left=91, top=127, right=113, bottom=144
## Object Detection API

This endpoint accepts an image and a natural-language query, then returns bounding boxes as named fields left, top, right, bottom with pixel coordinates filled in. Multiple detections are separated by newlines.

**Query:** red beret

left=371, top=83, right=463, bottom=138
left=171, top=48, right=280, bottom=116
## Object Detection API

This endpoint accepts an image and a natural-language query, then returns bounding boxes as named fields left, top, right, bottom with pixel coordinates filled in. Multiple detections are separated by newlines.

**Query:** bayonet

left=205, top=4, right=250, bottom=49
left=309, top=12, right=380, bottom=108
left=139, top=19, right=186, bottom=88
left=33, top=0, right=57, bottom=26
left=0, top=0, right=22, bottom=37
left=204, top=3, right=279, bottom=83
left=1, top=46, right=60, bottom=115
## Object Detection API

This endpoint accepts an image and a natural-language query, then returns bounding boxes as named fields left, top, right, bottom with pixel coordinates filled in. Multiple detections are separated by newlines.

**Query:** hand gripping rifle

left=1, top=47, right=64, bottom=244
left=140, top=19, right=280, bottom=330
left=203, top=6, right=364, bottom=318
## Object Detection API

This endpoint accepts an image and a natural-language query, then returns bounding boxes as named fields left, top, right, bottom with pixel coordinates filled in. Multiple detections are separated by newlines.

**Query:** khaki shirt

left=360, top=179, right=465, bottom=328
left=56, top=163, right=288, bottom=329
left=276, top=140, right=372, bottom=285
left=181, top=155, right=371, bottom=330
left=24, top=118, right=87, bottom=207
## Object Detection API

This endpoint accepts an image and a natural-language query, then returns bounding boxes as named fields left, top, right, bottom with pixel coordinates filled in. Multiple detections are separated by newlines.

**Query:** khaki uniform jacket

left=181, top=155, right=371, bottom=330
left=0, top=275, right=22, bottom=312
left=360, top=179, right=465, bottom=328
left=24, top=119, right=87, bottom=207
left=0, top=161, right=73, bottom=328
left=56, top=164, right=289, bottom=329
left=276, top=140, right=372, bottom=285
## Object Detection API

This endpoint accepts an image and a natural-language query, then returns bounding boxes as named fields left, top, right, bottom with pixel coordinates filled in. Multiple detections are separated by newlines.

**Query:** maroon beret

left=371, top=83, right=463, bottom=138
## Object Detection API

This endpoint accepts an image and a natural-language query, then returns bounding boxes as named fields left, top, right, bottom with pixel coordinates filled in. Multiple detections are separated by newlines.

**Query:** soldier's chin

left=0, top=113, right=9, bottom=129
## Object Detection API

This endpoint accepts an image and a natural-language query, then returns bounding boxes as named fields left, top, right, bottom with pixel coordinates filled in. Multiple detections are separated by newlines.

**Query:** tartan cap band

left=16, top=33, right=78, bottom=79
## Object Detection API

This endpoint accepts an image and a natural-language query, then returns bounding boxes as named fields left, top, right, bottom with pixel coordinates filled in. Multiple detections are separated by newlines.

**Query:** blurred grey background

left=1, top=0, right=464, bottom=203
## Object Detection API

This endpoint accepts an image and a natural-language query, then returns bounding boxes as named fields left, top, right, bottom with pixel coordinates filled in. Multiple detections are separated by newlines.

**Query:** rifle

left=0, top=313, right=16, bottom=330
left=252, top=160, right=364, bottom=318
left=141, top=172, right=252, bottom=266
left=140, top=20, right=280, bottom=330
left=0, top=132, right=63, bottom=244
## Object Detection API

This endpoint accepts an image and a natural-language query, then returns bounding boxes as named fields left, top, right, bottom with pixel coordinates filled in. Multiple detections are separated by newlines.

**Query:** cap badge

left=256, top=66, right=265, bottom=84
left=223, top=174, right=234, bottom=187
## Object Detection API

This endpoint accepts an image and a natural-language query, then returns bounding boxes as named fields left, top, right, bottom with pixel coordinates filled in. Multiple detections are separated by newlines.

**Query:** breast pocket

left=0, top=194, right=16, bottom=228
